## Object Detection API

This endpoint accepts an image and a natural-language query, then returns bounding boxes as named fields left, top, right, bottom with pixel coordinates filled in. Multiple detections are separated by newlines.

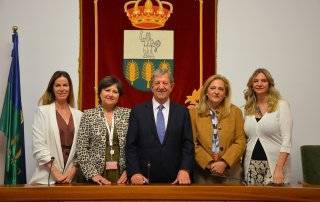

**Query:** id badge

left=105, top=161, right=118, bottom=170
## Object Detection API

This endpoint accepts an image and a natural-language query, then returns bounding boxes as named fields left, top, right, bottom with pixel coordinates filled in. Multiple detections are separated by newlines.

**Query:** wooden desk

left=0, top=184, right=319, bottom=202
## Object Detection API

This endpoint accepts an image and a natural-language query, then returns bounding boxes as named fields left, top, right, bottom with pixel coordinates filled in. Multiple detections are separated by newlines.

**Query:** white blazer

left=244, top=100, right=293, bottom=183
left=29, top=102, right=82, bottom=184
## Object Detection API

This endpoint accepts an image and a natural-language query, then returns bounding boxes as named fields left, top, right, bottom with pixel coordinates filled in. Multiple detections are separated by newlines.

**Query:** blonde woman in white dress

left=243, top=68, right=293, bottom=185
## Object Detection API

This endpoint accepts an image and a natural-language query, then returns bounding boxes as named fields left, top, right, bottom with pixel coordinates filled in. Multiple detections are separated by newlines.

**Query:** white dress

left=244, top=100, right=293, bottom=183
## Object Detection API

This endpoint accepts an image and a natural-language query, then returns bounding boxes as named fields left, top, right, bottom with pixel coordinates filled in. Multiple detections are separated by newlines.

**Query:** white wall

left=217, top=0, right=320, bottom=183
left=0, top=0, right=79, bottom=183
left=1, top=0, right=320, bottom=184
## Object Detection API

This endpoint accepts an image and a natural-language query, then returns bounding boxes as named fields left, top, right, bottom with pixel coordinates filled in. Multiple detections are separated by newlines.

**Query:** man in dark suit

left=126, top=68, right=194, bottom=184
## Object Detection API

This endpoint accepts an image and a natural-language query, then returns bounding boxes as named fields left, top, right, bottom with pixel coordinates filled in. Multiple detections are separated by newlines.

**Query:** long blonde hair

left=244, top=68, right=281, bottom=115
left=39, top=71, right=75, bottom=107
left=197, top=74, right=231, bottom=117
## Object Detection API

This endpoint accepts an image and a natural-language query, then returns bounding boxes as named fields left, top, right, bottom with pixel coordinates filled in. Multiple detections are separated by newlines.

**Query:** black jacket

left=126, top=101, right=194, bottom=183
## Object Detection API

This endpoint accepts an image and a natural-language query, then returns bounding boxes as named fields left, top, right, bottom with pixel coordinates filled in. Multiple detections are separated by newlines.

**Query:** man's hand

left=172, top=170, right=190, bottom=184
left=130, top=173, right=148, bottom=185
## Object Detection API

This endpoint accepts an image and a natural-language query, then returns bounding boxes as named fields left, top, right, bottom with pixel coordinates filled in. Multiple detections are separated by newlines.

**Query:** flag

left=0, top=31, right=26, bottom=184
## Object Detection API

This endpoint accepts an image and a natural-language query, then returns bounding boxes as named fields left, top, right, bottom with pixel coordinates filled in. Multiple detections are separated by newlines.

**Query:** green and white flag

left=0, top=31, right=26, bottom=184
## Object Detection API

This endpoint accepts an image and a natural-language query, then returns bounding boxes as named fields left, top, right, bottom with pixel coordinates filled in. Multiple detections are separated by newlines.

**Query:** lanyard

left=105, top=113, right=115, bottom=147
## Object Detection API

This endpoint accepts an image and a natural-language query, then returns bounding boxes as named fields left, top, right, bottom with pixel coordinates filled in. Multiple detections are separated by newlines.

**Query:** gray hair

left=151, top=68, right=174, bottom=84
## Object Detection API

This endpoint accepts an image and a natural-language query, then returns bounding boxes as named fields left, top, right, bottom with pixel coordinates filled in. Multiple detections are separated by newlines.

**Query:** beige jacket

left=189, top=104, right=246, bottom=170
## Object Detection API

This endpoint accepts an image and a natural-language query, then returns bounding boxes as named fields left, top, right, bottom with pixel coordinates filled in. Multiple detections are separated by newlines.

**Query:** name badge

left=105, top=161, right=118, bottom=170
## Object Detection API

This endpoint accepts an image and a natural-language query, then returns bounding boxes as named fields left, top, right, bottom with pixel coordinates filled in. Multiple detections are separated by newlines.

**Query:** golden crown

left=124, top=0, right=173, bottom=29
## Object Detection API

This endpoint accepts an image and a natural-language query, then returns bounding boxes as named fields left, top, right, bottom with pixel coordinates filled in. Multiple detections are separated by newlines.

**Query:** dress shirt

left=152, top=98, right=170, bottom=130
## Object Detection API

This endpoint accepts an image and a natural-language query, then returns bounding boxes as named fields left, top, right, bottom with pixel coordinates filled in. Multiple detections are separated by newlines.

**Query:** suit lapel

left=145, top=102, right=160, bottom=144
left=162, top=102, right=175, bottom=145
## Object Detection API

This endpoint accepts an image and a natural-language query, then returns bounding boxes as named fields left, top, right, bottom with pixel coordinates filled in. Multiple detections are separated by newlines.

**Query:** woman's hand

left=46, top=162, right=67, bottom=183
left=272, top=152, right=289, bottom=185
left=51, top=167, right=67, bottom=182
left=61, top=165, right=77, bottom=183
left=210, top=161, right=227, bottom=175
left=273, top=167, right=284, bottom=184
left=92, top=175, right=111, bottom=185
left=117, top=171, right=127, bottom=184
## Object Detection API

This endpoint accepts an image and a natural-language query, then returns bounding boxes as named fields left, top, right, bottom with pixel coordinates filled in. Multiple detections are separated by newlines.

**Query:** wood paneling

left=0, top=184, right=319, bottom=202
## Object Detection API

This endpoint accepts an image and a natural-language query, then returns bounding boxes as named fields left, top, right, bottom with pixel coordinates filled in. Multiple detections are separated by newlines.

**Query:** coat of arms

left=123, top=30, right=174, bottom=91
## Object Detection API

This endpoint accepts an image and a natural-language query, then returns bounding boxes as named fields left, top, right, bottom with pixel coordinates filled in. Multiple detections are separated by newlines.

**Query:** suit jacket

left=189, top=104, right=246, bottom=172
left=76, top=106, right=131, bottom=180
left=29, top=102, right=82, bottom=185
left=126, top=101, right=194, bottom=183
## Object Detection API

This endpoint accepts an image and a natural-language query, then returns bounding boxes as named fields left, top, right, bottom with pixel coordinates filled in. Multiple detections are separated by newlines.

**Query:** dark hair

left=98, top=75, right=123, bottom=103
left=39, top=70, right=74, bottom=107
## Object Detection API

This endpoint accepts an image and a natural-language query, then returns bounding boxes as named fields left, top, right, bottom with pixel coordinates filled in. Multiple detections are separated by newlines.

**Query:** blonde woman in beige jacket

left=189, top=74, right=246, bottom=183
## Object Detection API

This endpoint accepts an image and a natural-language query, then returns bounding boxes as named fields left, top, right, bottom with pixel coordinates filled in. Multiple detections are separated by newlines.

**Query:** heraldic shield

left=123, top=30, right=174, bottom=91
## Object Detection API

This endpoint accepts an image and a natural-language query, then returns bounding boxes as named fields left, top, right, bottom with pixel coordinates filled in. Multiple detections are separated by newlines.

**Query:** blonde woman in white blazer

left=29, top=71, right=82, bottom=185
left=243, top=68, right=293, bottom=185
